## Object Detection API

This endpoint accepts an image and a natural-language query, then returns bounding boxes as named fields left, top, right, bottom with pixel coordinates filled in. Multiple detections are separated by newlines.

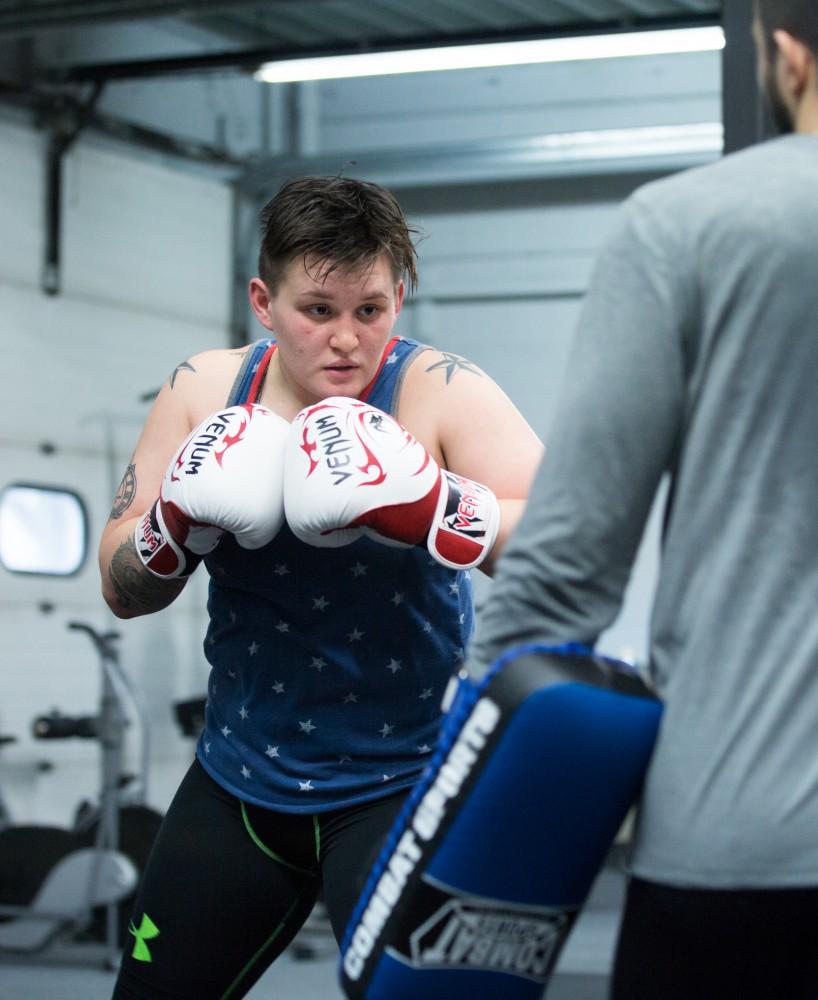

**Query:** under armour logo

left=129, top=912, right=160, bottom=963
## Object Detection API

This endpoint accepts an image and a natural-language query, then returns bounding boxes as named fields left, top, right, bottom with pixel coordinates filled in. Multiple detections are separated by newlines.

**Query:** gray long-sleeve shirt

left=470, top=134, right=818, bottom=888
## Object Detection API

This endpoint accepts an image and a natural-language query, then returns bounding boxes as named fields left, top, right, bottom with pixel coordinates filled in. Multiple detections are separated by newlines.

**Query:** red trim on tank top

left=247, top=343, right=277, bottom=403
left=359, top=336, right=400, bottom=402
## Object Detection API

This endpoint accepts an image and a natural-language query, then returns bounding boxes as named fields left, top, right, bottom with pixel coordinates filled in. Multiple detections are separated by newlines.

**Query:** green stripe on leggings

left=219, top=891, right=308, bottom=1000
left=240, top=801, right=315, bottom=876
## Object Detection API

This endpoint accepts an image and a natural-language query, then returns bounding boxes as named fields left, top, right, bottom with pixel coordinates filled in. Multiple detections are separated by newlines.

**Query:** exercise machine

left=0, top=621, right=161, bottom=968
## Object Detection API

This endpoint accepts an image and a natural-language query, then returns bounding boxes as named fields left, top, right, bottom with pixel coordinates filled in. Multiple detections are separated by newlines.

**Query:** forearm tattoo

left=169, top=359, right=196, bottom=389
left=108, top=539, right=183, bottom=613
left=109, top=460, right=137, bottom=520
left=425, top=352, right=483, bottom=385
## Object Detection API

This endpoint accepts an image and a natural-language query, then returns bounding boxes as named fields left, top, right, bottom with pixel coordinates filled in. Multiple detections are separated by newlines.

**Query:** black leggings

left=113, top=760, right=408, bottom=999
left=612, top=875, right=818, bottom=1000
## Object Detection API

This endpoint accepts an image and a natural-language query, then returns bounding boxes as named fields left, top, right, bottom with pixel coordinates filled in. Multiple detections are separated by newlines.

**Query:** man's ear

left=773, top=28, right=815, bottom=102
left=248, top=277, right=275, bottom=331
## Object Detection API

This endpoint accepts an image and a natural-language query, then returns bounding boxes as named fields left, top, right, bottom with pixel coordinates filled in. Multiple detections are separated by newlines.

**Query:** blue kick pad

left=339, top=644, right=663, bottom=999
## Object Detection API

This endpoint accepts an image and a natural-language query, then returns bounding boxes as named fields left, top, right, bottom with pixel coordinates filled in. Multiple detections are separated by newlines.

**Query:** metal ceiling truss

left=48, top=12, right=720, bottom=84
left=0, top=1, right=305, bottom=36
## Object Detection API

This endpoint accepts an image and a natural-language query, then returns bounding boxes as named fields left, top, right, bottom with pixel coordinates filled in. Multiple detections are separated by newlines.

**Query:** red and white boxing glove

left=135, top=404, right=289, bottom=579
left=284, top=397, right=499, bottom=570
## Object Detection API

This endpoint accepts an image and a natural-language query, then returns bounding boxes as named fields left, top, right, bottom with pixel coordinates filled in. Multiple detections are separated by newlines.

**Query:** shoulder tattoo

left=169, top=359, right=196, bottom=389
left=109, top=461, right=137, bottom=520
left=424, top=352, right=482, bottom=385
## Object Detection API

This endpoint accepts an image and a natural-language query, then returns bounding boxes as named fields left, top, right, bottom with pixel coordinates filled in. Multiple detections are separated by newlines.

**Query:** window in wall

left=0, top=484, right=88, bottom=576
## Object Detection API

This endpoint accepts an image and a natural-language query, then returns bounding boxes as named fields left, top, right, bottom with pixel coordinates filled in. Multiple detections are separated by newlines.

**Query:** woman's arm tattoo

left=108, top=539, right=184, bottom=613
left=109, top=460, right=137, bottom=520
left=169, top=359, right=196, bottom=389
left=425, top=353, right=483, bottom=385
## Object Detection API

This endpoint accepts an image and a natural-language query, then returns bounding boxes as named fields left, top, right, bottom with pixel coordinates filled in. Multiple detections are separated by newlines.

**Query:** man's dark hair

left=755, top=0, right=818, bottom=59
left=258, top=175, right=420, bottom=293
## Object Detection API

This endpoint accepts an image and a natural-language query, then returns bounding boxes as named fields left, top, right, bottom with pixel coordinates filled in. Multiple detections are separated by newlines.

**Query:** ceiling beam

left=0, top=77, right=247, bottom=169
left=0, top=0, right=331, bottom=37
left=234, top=124, right=722, bottom=199
left=48, top=14, right=719, bottom=83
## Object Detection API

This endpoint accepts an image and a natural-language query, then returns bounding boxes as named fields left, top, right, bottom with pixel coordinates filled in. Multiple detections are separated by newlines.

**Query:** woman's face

left=250, top=252, right=405, bottom=406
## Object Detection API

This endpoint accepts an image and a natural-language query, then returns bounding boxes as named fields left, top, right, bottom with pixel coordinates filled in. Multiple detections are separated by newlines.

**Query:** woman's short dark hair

left=258, top=175, right=420, bottom=293
left=756, top=0, right=818, bottom=59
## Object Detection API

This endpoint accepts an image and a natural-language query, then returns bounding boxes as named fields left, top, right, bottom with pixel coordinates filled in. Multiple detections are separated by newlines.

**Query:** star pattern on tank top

left=203, top=546, right=474, bottom=802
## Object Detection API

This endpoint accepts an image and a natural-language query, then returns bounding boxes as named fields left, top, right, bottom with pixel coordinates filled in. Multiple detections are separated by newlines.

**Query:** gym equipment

left=173, top=696, right=206, bottom=742
left=339, top=643, right=663, bottom=999
left=0, top=621, right=162, bottom=967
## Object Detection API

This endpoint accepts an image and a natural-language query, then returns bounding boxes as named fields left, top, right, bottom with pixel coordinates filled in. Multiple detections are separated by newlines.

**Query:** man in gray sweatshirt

left=468, top=1, right=818, bottom=996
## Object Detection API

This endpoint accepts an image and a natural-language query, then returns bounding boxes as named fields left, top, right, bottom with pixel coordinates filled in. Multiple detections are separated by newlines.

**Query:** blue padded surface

left=340, top=647, right=662, bottom=999
left=427, top=683, right=660, bottom=905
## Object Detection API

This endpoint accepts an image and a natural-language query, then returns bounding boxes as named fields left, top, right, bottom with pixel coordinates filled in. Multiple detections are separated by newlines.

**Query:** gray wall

left=0, top=115, right=231, bottom=824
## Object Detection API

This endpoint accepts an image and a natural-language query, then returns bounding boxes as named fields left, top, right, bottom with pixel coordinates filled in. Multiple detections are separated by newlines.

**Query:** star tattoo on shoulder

left=169, top=359, right=196, bottom=389
left=425, top=352, right=482, bottom=385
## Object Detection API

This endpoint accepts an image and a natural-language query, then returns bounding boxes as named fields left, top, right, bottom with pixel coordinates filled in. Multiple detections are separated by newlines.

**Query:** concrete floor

left=0, top=860, right=626, bottom=999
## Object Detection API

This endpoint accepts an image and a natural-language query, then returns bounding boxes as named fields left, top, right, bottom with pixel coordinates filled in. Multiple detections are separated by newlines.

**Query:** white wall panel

left=98, top=74, right=267, bottom=156
left=0, top=117, right=231, bottom=824
left=61, top=142, right=232, bottom=324
left=1, top=284, right=224, bottom=448
left=320, top=51, right=720, bottom=152
left=0, top=118, right=44, bottom=289
left=412, top=200, right=622, bottom=298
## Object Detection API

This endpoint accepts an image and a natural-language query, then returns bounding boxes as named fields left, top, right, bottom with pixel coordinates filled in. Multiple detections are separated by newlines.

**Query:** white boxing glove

left=284, top=397, right=499, bottom=570
left=135, top=404, right=289, bottom=579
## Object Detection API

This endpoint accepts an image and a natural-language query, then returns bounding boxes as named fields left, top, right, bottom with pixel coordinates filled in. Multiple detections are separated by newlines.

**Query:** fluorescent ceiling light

left=255, top=26, right=725, bottom=83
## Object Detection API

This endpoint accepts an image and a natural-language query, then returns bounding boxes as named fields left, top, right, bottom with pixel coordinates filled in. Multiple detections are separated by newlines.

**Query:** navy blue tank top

left=196, top=336, right=475, bottom=812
